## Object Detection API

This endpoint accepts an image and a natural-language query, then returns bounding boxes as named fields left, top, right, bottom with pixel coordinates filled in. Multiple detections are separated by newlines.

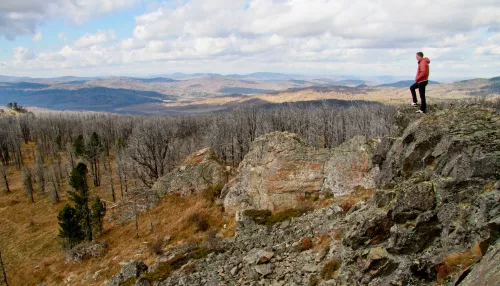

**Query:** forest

left=0, top=102, right=396, bottom=203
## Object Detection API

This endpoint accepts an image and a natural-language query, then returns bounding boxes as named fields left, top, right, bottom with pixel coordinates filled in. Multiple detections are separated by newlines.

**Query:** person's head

left=416, top=52, right=424, bottom=61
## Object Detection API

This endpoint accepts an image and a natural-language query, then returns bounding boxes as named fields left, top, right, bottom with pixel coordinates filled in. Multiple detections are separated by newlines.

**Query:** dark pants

left=410, top=81, right=428, bottom=112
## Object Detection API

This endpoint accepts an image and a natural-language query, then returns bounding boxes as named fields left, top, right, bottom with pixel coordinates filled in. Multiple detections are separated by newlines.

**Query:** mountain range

left=1, top=73, right=498, bottom=114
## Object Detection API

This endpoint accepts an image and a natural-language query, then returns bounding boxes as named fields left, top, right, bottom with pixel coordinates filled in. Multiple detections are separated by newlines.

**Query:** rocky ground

left=106, top=105, right=500, bottom=286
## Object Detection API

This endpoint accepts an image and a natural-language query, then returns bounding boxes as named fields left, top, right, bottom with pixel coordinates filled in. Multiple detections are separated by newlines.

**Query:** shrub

left=142, top=246, right=218, bottom=283
left=121, top=277, right=137, bottom=286
left=244, top=206, right=313, bottom=226
left=147, top=237, right=165, bottom=255
left=321, top=259, right=341, bottom=280
left=314, top=233, right=331, bottom=252
left=295, top=237, right=313, bottom=252
left=308, top=275, right=320, bottom=286
left=243, top=209, right=272, bottom=224
left=202, top=184, right=223, bottom=203
left=182, top=263, right=196, bottom=275
left=188, top=212, right=210, bottom=232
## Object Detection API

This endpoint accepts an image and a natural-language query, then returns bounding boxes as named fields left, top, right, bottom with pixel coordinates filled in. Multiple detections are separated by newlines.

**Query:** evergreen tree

left=73, top=135, right=85, bottom=157
left=90, top=196, right=106, bottom=237
left=69, top=163, right=93, bottom=241
left=57, top=204, right=84, bottom=248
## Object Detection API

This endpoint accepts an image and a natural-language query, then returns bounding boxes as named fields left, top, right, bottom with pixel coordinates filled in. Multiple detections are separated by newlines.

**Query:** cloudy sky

left=0, top=0, right=499, bottom=79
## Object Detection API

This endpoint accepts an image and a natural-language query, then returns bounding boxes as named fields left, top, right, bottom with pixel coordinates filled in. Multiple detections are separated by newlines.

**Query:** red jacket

left=415, top=57, right=430, bottom=83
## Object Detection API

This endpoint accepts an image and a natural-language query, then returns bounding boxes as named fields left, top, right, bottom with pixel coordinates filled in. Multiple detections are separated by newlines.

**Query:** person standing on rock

left=410, top=52, right=430, bottom=114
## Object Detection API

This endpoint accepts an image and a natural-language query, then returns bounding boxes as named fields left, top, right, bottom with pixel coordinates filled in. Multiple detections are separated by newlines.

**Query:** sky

left=0, top=0, right=499, bottom=80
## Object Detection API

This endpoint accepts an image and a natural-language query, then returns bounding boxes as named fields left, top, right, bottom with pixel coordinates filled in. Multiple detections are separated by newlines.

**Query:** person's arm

left=416, top=61, right=428, bottom=82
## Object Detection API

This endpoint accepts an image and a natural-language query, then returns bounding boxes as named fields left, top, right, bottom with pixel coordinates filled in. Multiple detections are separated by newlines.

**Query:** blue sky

left=0, top=0, right=499, bottom=80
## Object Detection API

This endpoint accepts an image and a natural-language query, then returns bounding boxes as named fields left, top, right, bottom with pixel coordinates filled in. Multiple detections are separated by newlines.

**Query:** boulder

left=106, top=261, right=148, bottom=286
left=115, top=187, right=159, bottom=224
left=243, top=248, right=274, bottom=265
left=66, top=241, right=108, bottom=262
left=322, top=136, right=380, bottom=196
left=223, top=132, right=379, bottom=214
left=223, top=132, right=330, bottom=213
left=151, top=147, right=229, bottom=197
left=388, top=182, right=435, bottom=223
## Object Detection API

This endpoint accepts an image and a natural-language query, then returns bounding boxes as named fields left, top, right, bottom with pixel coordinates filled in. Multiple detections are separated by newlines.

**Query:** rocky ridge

left=107, top=106, right=500, bottom=286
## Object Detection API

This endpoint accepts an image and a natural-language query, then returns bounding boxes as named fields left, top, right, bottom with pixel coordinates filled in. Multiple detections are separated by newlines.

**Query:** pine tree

left=69, top=163, right=93, bottom=241
left=90, top=197, right=106, bottom=237
left=57, top=204, right=84, bottom=248
left=73, top=135, right=85, bottom=157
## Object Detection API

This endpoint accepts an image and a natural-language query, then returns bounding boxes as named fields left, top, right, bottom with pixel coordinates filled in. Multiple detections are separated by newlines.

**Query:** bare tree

left=0, top=250, right=8, bottom=286
left=0, top=164, right=9, bottom=193
left=35, top=155, right=45, bottom=194
left=49, top=168, right=61, bottom=204
left=128, top=118, right=175, bottom=188
left=22, top=167, right=34, bottom=203
left=102, top=155, right=116, bottom=202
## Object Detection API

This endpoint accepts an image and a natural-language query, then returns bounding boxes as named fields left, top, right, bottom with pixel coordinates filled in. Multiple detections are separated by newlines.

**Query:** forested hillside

left=0, top=102, right=395, bottom=285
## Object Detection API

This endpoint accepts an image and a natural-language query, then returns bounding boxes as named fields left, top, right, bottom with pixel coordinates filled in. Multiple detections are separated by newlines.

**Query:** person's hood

left=419, top=57, right=430, bottom=64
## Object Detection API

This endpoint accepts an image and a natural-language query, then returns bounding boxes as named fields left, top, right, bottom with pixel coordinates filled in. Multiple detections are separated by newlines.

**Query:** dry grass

left=332, top=187, right=376, bottom=213
left=0, top=142, right=233, bottom=286
left=435, top=242, right=483, bottom=284
left=314, top=233, right=331, bottom=253
left=294, top=237, right=313, bottom=252
left=321, top=259, right=341, bottom=280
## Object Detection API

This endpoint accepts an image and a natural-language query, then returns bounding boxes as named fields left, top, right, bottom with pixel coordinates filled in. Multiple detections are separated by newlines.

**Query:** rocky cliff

left=107, top=106, right=500, bottom=286
left=223, top=132, right=379, bottom=214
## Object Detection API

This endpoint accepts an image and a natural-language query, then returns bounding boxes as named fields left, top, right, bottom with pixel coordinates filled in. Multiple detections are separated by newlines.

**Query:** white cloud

left=32, top=31, right=42, bottom=42
left=13, top=47, right=35, bottom=61
left=3, top=0, right=500, bottom=78
left=0, top=0, right=140, bottom=39
left=74, top=30, right=116, bottom=48
left=58, top=32, right=67, bottom=41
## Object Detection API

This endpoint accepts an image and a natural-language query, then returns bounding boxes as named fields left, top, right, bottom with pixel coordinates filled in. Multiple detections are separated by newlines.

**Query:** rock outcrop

left=459, top=239, right=500, bottom=286
left=106, top=106, right=500, bottom=286
left=152, top=147, right=230, bottom=197
left=322, top=136, right=380, bottom=196
left=223, top=132, right=379, bottom=214
left=106, top=261, right=148, bottom=286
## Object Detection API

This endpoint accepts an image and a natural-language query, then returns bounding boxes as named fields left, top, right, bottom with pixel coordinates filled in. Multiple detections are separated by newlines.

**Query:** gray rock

left=389, top=182, right=435, bottom=223
left=151, top=147, right=229, bottom=197
left=254, top=264, right=273, bottom=276
left=243, top=249, right=274, bottom=265
left=458, top=240, right=500, bottom=286
left=301, top=264, right=319, bottom=273
left=106, top=261, right=148, bottom=286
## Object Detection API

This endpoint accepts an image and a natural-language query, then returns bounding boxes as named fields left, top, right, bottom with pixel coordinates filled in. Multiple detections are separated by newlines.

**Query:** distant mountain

left=0, top=86, right=169, bottom=112
left=218, top=87, right=275, bottom=94
left=0, top=82, right=50, bottom=89
left=331, top=79, right=372, bottom=87
left=378, top=80, right=440, bottom=88
left=128, top=77, right=178, bottom=83
left=0, top=75, right=92, bottom=84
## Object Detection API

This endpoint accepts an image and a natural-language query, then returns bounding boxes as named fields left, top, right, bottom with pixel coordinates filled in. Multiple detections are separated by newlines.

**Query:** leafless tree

left=0, top=164, right=9, bottom=193
left=128, top=118, right=175, bottom=188
left=0, top=250, right=8, bottom=286
left=22, top=167, right=34, bottom=203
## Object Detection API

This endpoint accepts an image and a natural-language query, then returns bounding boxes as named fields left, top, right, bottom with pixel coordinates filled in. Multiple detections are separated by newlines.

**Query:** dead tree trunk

left=0, top=250, right=9, bottom=286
